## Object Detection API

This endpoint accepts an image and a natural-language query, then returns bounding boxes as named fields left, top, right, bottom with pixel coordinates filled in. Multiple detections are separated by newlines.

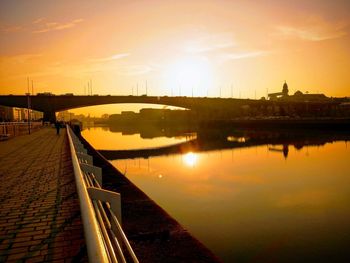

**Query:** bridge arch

left=0, top=95, right=196, bottom=122
left=0, top=94, right=276, bottom=122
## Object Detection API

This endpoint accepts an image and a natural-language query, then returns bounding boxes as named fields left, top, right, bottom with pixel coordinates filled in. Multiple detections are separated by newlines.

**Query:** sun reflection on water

left=183, top=152, right=198, bottom=167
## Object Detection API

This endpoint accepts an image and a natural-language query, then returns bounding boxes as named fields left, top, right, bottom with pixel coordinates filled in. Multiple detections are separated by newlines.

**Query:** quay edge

left=75, top=129, right=222, bottom=263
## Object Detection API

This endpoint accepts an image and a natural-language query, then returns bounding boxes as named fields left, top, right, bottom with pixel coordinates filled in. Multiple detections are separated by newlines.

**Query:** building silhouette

left=268, top=81, right=289, bottom=100
left=268, top=81, right=329, bottom=102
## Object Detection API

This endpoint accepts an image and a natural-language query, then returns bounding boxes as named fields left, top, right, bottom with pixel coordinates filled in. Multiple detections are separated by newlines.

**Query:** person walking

left=55, top=121, right=60, bottom=135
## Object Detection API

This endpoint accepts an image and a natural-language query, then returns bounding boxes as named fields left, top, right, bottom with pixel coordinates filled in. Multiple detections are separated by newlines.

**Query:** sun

left=163, top=56, right=213, bottom=97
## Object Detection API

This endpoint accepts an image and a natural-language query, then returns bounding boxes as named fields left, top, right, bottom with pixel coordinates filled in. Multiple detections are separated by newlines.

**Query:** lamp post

left=26, top=77, right=31, bottom=134
left=26, top=93, right=31, bottom=134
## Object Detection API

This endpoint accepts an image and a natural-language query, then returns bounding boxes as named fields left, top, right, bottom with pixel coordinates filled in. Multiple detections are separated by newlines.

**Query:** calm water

left=82, top=126, right=350, bottom=262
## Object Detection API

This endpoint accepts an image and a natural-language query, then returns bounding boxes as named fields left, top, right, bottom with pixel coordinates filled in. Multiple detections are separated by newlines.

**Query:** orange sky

left=1, top=0, right=350, bottom=115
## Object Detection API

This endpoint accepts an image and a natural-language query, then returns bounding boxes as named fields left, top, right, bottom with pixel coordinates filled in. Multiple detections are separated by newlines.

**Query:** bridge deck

left=0, top=127, right=86, bottom=262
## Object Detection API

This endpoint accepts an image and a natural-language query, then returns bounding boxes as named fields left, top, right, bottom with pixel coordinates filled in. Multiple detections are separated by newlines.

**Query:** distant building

left=0, top=106, right=43, bottom=122
left=291, top=90, right=329, bottom=102
left=139, top=109, right=165, bottom=120
left=339, top=102, right=350, bottom=116
left=0, top=106, right=22, bottom=121
left=108, top=108, right=191, bottom=123
left=140, top=108, right=190, bottom=121
left=57, top=111, right=72, bottom=122
left=109, top=111, right=139, bottom=122
left=268, top=81, right=329, bottom=102
left=21, top=109, right=30, bottom=121
left=37, top=92, right=55, bottom=96
left=31, top=110, right=44, bottom=121
left=268, top=81, right=289, bottom=100
left=0, top=106, right=13, bottom=121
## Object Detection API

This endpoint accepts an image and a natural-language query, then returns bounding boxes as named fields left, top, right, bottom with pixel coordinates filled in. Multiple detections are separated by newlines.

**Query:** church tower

left=282, top=81, right=289, bottom=96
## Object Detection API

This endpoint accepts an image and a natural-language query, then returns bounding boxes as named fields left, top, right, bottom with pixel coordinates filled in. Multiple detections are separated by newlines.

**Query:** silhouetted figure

left=55, top=121, right=60, bottom=135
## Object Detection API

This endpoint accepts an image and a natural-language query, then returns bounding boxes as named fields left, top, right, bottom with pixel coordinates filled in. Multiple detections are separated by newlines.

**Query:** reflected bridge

left=98, top=132, right=350, bottom=160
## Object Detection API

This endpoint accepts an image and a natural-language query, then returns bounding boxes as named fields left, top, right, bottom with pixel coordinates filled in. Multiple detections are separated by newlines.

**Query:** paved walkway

left=0, top=127, right=86, bottom=262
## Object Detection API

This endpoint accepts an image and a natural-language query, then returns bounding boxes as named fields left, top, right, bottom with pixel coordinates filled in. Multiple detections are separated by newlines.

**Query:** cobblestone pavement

left=0, top=127, right=86, bottom=262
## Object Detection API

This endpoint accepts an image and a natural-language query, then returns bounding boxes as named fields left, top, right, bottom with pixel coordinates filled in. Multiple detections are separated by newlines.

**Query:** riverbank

left=76, top=130, right=221, bottom=262
left=96, top=117, right=350, bottom=132
left=199, top=117, right=350, bottom=130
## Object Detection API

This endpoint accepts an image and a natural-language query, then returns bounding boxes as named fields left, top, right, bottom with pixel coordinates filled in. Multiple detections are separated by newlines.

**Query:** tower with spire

left=268, top=81, right=290, bottom=100
left=282, top=81, right=289, bottom=96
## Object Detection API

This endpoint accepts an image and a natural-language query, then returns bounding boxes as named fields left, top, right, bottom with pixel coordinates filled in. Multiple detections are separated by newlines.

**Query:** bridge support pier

left=43, top=111, right=56, bottom=123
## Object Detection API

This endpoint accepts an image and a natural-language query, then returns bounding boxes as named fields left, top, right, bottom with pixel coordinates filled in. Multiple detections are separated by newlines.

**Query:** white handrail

left=67, top=125, right=139, bottom=263
left=67, top=126, right=110, bottom=263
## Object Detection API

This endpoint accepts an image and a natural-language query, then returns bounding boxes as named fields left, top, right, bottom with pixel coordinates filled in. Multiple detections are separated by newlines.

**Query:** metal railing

left=67, top=125, right=139, bottom=263
left=0, top=122, right=42, bottom=138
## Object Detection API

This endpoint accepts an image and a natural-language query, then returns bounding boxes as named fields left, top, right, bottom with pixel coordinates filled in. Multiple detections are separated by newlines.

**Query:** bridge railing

left=66, top=125, right=139, bottom=263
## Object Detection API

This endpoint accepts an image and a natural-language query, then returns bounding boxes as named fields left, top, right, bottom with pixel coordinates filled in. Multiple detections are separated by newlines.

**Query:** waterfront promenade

left=0, top=127, right=86, bottom=262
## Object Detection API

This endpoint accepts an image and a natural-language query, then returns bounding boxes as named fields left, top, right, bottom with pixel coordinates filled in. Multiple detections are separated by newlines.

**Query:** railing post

left=77, top=152, right=93, bottom=165
left=80, top=163, right=103, bottom=186
left=87, top=187, right=122, bottom=224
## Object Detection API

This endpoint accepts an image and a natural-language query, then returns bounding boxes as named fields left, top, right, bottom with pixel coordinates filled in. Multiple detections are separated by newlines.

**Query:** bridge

left=0, top=94, right=340, bottom=122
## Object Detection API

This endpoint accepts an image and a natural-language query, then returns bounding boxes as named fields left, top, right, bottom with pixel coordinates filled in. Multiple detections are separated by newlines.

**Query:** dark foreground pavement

left=0, top=128, right=86, bottom=262
left=0, top=125, right=220, bottom=262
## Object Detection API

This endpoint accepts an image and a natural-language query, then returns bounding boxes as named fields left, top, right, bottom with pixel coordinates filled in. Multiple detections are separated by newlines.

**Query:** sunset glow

left=163, top=56, right=213, bottom=96
left=1, top=2, right=350, bottom=262
left=1, top=0, right=349, bottom=116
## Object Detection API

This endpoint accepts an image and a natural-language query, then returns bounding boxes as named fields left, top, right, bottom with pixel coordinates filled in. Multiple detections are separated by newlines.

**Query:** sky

left=1, top=0, right=350, bottom=115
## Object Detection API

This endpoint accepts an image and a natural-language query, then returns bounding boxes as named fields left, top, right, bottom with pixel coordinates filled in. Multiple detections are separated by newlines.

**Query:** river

left=82, top=125, right=350, bottom=262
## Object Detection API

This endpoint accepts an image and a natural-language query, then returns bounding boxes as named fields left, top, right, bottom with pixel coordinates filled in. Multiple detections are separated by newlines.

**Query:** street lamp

left=26, top=92, right=31, bottom=134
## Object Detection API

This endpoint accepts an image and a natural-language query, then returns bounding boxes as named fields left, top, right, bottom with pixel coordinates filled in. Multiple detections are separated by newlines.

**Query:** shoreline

left=76, top=130, right=221, bottom=263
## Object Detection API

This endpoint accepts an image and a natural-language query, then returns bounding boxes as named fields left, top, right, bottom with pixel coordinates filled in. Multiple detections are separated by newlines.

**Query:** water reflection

left=183, top=152, right=198, bottom=167
left=268, top=144, right=289, bottom=158
left=81, top=125, right=190, bottom=150
left=96, top=124, right=350, bottom=161
left=82, top=125, right=350, bottom=263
